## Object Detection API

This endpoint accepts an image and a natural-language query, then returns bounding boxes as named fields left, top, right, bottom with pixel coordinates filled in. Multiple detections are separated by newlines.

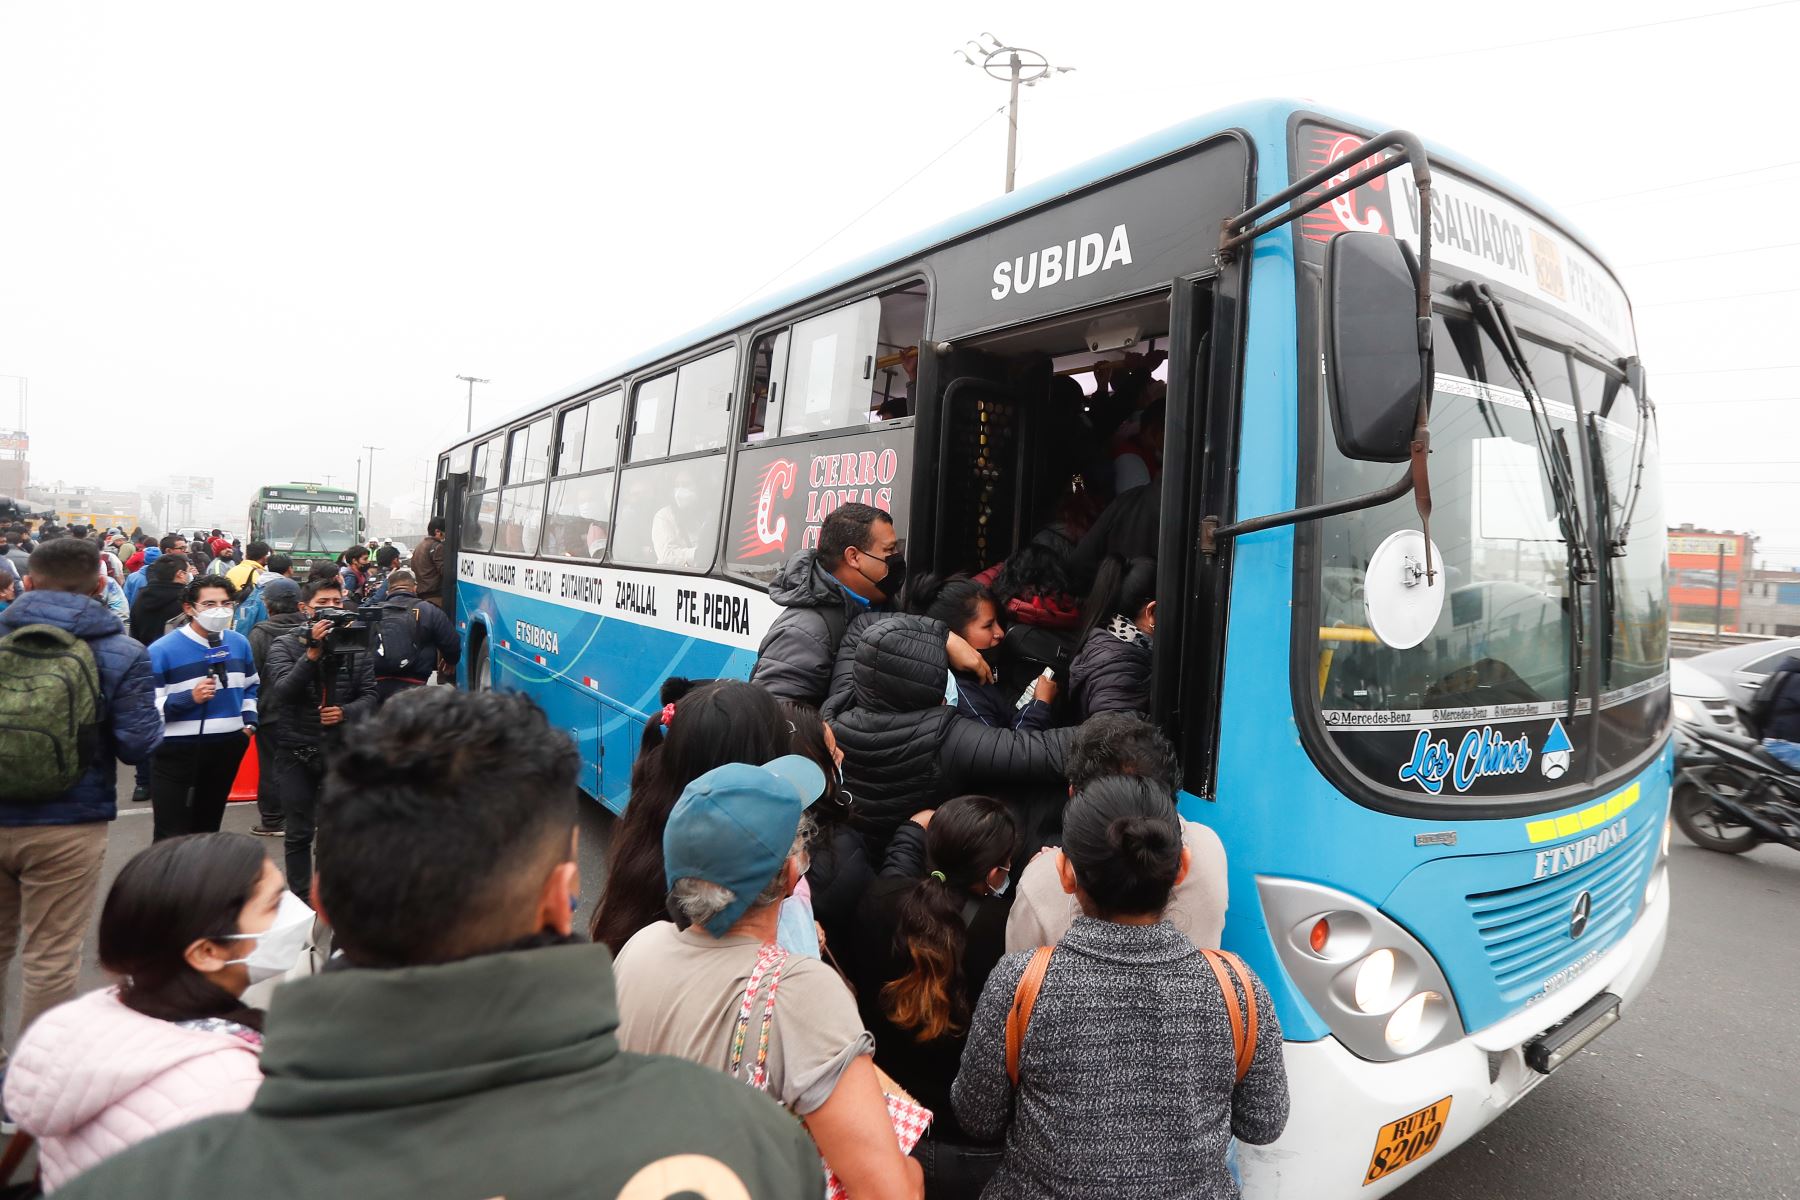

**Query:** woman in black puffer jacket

left=832, top=615, right=1075, bottom=858
left=1068, top=554, right=1156, bottom=720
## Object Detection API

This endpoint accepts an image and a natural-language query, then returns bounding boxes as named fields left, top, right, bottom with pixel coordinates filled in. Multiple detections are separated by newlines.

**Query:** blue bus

left=435, top=99, right=1669, bottom=1196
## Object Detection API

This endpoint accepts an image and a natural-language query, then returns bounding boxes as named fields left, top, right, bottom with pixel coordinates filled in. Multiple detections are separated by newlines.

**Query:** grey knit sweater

left=951, top=916, right=1289, bottom=1199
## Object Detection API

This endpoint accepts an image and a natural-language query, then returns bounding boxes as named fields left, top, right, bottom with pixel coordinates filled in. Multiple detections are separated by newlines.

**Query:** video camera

left=306, top=606, right=369, bottom=654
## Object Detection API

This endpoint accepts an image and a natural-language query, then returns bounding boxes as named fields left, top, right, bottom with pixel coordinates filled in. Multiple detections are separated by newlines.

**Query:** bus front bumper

left=1239, top=875, right=1669, bottom=1199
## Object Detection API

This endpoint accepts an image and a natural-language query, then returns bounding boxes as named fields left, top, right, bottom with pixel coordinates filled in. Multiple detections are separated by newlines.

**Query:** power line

left=1619, top=240, right=1800, bottom=269
left=716, top=103, right=1010, bottom=317
left=1637, top=286, right=1800, bottom=307
left=1660, top=364, right=1800, bottom=376
left=1564, top=159, right=1800, bottom=207
left=1660, top=395, right=1800, bottom=406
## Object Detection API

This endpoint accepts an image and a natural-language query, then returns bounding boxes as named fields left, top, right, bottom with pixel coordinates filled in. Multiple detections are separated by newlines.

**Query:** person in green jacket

left=58, top=688, right=825, bottom=1200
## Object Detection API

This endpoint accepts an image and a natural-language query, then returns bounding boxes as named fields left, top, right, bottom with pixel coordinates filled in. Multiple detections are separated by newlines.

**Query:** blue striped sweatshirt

left=149, top=624, right=261, bottom=738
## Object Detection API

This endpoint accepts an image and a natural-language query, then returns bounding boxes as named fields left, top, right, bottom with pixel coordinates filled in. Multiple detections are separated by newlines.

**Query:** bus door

left=435, top=470, right=469, bottom=621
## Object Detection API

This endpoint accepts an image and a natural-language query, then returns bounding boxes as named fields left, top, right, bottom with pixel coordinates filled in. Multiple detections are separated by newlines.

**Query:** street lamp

left=363, top=444, right=384, bottom=538
left=457, top=375, right=490, bottom=433
left=955, top=33, right=1074, bottom=194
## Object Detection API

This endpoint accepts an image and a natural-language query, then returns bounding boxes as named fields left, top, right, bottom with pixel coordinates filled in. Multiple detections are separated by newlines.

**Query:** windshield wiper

left=1586, top=415, right=1616, bottom=687
left=1601, top=360, right=1654, bottom=557
left=1457, top=282, right=1593, bottom=718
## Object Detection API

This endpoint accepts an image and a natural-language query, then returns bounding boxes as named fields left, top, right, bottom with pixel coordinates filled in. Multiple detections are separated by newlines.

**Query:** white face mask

left=194, top=607, right=233, bottom=635
left=220, top=891, right=314, bottom=983
left=990, top=871, right=1012, bottom=898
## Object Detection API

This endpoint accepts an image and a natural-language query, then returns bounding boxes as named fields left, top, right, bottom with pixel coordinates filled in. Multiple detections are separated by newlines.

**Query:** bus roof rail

left=1217, top=129, right=1433, bottom=262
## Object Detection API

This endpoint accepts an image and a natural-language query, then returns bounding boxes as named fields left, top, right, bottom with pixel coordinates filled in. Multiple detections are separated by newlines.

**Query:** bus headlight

left=1353, top=949, right=1397, bottom=1013
left=1258, top=876, right=1464, bottom=1062
left=1385, top=991, right=1448, bottom=1054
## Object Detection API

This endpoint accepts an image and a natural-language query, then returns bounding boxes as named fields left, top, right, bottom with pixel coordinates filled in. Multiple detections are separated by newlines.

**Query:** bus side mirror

left=1325, top=231, right=1426, bottom=463
left=1623, top=355, right=1646, bottom=400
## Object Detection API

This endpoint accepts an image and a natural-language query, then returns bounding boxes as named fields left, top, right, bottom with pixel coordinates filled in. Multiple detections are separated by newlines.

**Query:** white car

left=1671, top=659, right=1742, bottom=753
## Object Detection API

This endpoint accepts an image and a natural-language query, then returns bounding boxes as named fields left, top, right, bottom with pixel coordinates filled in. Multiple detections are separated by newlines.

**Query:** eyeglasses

left=193, top=599, right=233, bottom=610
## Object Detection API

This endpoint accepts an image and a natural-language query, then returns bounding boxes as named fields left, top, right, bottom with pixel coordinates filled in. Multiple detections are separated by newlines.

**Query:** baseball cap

left=662, top=755, right=827, bottom=937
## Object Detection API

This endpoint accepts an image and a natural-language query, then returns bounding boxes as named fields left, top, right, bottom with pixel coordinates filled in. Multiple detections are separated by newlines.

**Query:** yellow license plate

left=1363, top=1096, right=1452, bottom=1186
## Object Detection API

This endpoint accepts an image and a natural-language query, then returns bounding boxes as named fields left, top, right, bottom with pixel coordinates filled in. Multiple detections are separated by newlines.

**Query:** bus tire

left=468, top=629, right=492, bottom=693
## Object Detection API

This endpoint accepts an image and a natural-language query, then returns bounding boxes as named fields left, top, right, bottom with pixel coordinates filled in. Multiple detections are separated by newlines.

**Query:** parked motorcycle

left=1672, top=719, right=1800, bottom=854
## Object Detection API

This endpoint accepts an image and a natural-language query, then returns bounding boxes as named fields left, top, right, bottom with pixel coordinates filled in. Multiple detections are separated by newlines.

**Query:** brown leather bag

left=1004, top=944, right=1260, bottom=1086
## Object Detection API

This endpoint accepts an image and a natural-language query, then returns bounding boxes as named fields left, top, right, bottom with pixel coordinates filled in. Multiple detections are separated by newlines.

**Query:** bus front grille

left=1465, top=832, right=1656, bottom=1001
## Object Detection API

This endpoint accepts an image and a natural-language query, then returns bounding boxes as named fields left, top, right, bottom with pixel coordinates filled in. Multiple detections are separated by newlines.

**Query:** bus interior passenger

left=923, top=293, right=1188, bottom=712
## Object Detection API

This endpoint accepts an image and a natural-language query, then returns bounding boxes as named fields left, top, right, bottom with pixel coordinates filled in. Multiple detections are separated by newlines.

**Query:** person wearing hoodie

left=128, top=552, right=191, bottom=645
left=123, top=545, right=162, bottom=604
left=55, top=689, right=823, bottom=1200
left=831, top=615, right=1075, bottom=858
left=3, top=833, right=302, bottom=1193
left=244, top=580, right=307, bottom=838
left=1068, top=554, right=1156, bottom=721
left=750, top=502, right=904, bottom=707
left=0, top=538, right=163, bottom=1086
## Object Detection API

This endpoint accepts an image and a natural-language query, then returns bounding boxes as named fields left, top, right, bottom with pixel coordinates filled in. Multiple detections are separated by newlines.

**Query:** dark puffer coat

left=832, top=615, right=1074, bottom=854
left=749, top=550, right=882, bottom=707
left=1069, top=624, right=1153, bottom=720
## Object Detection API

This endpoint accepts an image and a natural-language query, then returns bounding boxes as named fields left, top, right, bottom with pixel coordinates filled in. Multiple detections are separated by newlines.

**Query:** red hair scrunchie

left=660, top=703, right=677, bottom=728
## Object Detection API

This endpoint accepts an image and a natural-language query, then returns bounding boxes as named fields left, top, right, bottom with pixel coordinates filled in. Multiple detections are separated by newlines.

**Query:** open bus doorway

left=923, top=288, right=1207, bottom=729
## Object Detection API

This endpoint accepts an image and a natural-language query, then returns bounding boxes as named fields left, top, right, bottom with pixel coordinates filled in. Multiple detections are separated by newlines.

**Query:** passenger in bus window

left=651, top=468, right=709, bottom=567
left=1005, top=714, right=1227, bottom=956
left=907, top=574, right=1056, bottom=733
left=1069, top=555, right=1156, bottom=721
left=952, top=777, right=1287, bottom=1198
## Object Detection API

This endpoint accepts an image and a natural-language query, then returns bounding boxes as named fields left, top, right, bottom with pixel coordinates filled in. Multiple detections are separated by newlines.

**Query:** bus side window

left=744, top=329, right=789, bottom=443
left=461, top=489, right=499, bottom=553
left=611, top=346, right=736, bottom=573
left=556, top=405, right=588, bottom=475
left=585, top=390, right=623, bottom=472
left=627, top=374, right=676, bottom=462
left=544, top=389, right=623, bottom=561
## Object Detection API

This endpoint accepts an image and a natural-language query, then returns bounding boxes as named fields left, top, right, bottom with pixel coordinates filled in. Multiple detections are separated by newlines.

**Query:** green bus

left=247, top=483, right=361, bottom=561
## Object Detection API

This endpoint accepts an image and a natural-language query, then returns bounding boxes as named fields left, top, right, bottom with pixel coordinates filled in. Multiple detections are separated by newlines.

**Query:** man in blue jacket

left=0, top=537, right=162, bottom=1073
left=147, top=576, right=259, bottom=840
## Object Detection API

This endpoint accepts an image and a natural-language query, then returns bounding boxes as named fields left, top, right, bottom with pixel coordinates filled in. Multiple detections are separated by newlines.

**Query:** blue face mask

left=944, top=670, right=959, bottom=707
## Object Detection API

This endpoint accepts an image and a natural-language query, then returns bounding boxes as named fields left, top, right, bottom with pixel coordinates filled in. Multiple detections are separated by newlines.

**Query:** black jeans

left=254, top=725, right=283, bottom=830
left=150, top=732, right=250, bottom=841
left=912, top=1135, right=1003, bottom=1200
left=274, top=745, right=326, bottom=898
left=375, top=677, right=427, bottom=705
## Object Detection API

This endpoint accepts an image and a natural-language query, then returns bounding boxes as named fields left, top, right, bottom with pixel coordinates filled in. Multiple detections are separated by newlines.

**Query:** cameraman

left=262, top=576, right=377, bottom=898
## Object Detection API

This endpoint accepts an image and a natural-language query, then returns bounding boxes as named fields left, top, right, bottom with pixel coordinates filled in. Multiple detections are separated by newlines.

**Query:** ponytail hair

left=880, top=795, right=1016, bottom=1042
left=1080, top=554, right=1157, bottom=636
left=903, top=573, right=992, bottom=640
left=1061, top=776, right=1182, bottom=917
left=638, top=676, right=713, bottom=757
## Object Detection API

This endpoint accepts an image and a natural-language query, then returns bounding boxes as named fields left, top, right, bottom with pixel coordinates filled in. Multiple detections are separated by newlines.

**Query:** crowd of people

left=0, top=499, right=1285, bottom=1198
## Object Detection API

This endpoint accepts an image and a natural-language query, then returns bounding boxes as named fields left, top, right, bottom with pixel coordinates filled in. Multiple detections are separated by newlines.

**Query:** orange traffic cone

left=228, top=733, right=260, bottom=803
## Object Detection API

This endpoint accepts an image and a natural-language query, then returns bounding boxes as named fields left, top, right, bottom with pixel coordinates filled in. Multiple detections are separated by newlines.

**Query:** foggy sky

left=2, top=1, right=1795, bottom=560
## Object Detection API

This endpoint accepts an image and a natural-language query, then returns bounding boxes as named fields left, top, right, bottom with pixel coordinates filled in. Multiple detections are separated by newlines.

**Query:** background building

left=1741, top=570, right=1800, bottom=637
left=1667, top=525, right=1751, bottom=634
left=26, top=483, right=145, bottom=532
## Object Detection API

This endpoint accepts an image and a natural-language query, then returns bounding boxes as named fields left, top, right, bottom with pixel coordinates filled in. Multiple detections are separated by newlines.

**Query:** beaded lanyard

left=728, top=943, right=788, bottom=1091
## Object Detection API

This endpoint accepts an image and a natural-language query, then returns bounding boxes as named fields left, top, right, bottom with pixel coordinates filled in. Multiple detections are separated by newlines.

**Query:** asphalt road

left=24, top=777, right=1800, bottom=1200
left=1393, top=837, right=1800, bottom=1200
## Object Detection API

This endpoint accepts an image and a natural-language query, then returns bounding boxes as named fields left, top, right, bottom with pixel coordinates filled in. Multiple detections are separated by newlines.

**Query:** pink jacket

left=4, top=988, right=262, bottom=1192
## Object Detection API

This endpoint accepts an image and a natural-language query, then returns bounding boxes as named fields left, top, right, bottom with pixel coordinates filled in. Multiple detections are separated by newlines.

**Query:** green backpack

left=0, top=624, right=103, bottom=802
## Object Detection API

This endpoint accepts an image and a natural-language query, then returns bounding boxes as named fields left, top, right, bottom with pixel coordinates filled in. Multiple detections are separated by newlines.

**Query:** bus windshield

left=263, top=501, right=357, bottom=554
left=1313, top=307, right=1666, bottom=794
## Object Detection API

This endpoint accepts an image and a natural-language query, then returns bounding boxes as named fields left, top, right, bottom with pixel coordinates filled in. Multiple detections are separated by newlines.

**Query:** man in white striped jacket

left=146, top=576, right=259, bottom=840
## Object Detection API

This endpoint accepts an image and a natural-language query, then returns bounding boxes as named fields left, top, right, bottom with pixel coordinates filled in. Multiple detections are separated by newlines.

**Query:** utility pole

left=362, top=444, right=384, bottom=538
left=956, top=34, right=1074, bottom=193
left=456, top=375, right=490, bottom=433
left=1714, top=543, right=1726, bottom=643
